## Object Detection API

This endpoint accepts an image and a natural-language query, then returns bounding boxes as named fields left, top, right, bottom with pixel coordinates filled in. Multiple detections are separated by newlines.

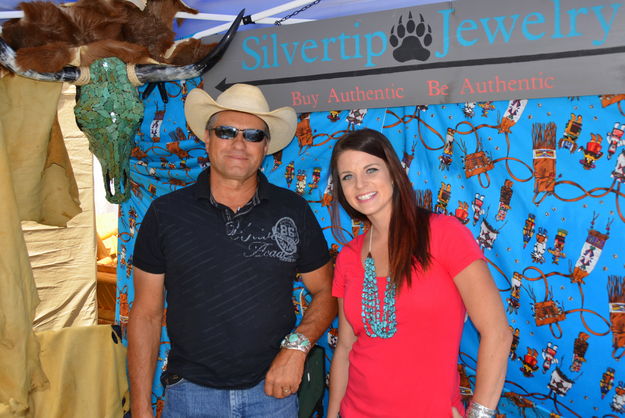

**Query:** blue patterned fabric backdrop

left=116, top=78, right=625, bottom=417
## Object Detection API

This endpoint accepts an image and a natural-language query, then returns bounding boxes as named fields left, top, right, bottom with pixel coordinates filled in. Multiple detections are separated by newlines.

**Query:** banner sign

left=202, top=0, right=625, bottom=112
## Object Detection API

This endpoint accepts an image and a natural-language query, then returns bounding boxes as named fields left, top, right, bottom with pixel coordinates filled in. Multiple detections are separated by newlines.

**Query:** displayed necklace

left=361, top=228, right=397, bottom=338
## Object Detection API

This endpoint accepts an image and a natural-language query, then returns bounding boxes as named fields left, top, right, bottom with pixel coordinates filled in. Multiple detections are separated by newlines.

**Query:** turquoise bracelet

left=280, top=331, right=311, bottom=353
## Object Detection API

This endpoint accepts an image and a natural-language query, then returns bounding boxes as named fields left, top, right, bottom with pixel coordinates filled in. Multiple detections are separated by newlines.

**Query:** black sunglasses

left=210, top=125, right=269, bottom=142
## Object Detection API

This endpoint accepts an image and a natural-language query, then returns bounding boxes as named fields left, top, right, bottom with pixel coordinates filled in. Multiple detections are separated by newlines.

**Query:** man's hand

left=264, top=348, right=307, bottom=398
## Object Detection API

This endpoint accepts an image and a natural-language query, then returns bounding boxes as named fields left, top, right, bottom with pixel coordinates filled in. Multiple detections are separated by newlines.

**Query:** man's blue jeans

left=162, top=378, right=298, bottom=417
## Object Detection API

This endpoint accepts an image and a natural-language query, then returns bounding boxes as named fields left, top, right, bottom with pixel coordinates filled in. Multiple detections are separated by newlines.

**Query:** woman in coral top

left=327, top=129, right=511, bottom=418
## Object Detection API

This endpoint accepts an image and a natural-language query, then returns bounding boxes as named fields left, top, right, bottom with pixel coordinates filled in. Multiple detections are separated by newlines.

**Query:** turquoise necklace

left=361, top=229, right=397, bottom=338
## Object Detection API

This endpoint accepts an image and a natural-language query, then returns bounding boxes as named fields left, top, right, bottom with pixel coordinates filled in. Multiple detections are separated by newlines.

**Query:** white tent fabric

left=23, top=85, right=98, bottom=332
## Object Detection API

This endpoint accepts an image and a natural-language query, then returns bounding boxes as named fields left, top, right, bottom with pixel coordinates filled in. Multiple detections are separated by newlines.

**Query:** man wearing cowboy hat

left=128, top=84, right=336, bottom=417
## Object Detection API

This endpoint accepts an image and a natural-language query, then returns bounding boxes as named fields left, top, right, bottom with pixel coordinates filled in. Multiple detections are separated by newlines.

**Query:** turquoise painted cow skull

left=74, top=57, right=143, bottom=203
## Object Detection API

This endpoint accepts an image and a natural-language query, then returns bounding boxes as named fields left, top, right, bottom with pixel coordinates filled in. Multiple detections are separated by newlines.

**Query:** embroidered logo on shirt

left=228, top=216, right=299, bottom=262
left=272, top=217, right=299, bottom=256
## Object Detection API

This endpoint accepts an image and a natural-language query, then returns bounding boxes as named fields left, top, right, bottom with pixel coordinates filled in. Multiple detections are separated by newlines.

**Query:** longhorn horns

left=0, top=9, right=245, bottom=84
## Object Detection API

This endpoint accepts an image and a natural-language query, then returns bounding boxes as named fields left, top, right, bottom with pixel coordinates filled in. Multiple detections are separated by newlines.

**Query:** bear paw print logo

left=389, top=12, right=433, bottom=62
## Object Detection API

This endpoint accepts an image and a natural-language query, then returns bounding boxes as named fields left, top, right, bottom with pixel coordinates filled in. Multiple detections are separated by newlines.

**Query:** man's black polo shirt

left=133, top=168, right=330, bottom=389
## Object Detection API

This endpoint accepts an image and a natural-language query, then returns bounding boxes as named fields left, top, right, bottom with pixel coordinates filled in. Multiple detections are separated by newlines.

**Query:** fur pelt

left=2, top=0, right=215, bottom=72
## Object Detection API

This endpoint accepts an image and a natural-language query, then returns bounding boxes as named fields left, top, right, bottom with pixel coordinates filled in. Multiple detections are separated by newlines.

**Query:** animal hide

left=2, top=0, right=215, bottom=72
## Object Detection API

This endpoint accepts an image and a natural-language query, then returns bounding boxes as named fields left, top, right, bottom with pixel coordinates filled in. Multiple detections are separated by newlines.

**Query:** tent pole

left=176, top=12, right=311, bottom=24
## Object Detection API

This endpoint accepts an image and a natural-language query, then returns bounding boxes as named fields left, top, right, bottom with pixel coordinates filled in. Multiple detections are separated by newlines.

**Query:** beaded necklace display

left=361, top=229, right=397, bottom=338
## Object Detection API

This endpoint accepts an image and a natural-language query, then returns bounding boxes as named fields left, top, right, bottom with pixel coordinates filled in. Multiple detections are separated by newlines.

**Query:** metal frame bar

left=192, top=0, right=318, bottom=38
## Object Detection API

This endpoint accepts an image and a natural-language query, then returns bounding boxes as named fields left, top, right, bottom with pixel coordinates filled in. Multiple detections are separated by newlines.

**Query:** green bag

left=298, top=346, right=326, bottom=418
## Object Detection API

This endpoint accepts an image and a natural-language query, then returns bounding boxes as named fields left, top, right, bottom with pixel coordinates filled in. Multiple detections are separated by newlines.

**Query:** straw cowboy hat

left=185, top=83, right=297, bottom=155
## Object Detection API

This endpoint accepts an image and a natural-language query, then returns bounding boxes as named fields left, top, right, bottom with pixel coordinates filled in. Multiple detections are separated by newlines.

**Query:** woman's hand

left=451, top=406, right=463, bottom=418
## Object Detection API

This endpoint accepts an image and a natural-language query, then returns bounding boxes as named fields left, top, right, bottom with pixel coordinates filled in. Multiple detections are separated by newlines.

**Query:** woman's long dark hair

left=329, top=128, right=431, bottom=288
